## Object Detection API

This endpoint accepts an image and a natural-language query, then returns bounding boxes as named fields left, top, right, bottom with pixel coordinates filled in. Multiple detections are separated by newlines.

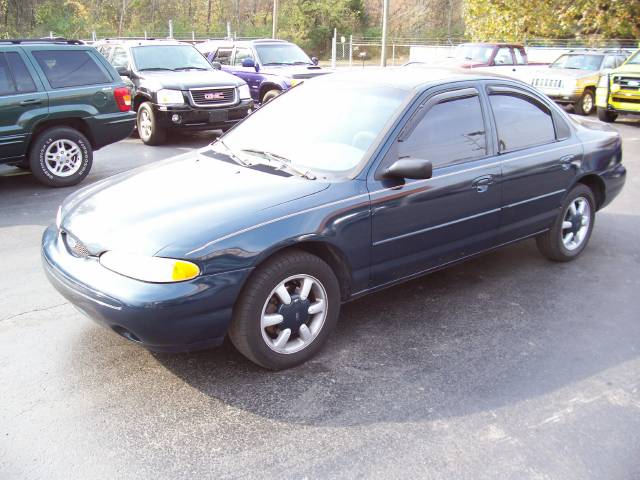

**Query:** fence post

left=392, top=43, right=395, bottom=66
left=144, top=30, right=147, bottom=40
left=349, top=35, right=353, bottom=69
left=49, top=31, right=54, bottom=39
left=192, top=31, right=195, bottom=41
left=331, top=28, right=337, bottom=69
left=91, top=31, right=96, bottom=42
left=168, top=19, right=173, bottom=39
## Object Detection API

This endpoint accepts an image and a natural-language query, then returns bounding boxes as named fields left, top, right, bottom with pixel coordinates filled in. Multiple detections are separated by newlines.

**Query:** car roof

left=314, top=67, right=522, bottom=91
left=196, top=38, right=292, bottom=49
left=458, top=42, right=523, bottom=48
left=96, top=39, right=191, bottom=47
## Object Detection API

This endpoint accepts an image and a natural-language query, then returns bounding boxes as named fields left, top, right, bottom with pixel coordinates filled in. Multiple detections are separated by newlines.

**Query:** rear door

left=486, top=84, right=581, bottom=243
left=0, top=49, right=48, bottom=161
left=368, top=84, right=501, bottom=286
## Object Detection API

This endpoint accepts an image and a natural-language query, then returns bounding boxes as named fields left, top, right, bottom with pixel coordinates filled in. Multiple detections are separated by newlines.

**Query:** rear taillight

left=114, top=87, right=132, bottom=112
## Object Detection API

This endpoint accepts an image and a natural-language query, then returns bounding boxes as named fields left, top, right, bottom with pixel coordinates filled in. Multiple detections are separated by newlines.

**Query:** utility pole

left=381, top=0, right=389, bottom=67
left=272, top=0, right=278, bottom=39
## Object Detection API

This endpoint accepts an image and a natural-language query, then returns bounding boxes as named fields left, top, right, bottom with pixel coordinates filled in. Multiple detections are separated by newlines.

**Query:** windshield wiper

left=217, top=139, right=249, bottom=166
left=241, top=149, right=316, bottom=180
left=263, top=62, right=291, bottom=66
left=291, top=61, right=313, bottom=65
left=138, top=67, right=174, bottom=71
left=173, top=66, right=209, bottom=71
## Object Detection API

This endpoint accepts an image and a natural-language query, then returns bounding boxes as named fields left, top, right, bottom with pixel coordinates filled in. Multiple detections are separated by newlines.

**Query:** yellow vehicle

left=596, top=48, right=640, bottom=122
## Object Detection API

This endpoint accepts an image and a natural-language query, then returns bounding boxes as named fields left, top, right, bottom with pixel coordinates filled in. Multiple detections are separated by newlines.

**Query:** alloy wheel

left=561, top=196, right=591, bottom=251
left=260, top=274, right=328, bottom=354
left=44, top=139, right=83, bottom=177
left=139, top=109, right=153, bottom=140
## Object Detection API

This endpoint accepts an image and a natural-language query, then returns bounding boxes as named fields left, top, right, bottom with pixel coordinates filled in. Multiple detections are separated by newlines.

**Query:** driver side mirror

left=211, top=61, right=222, bottom=70
left=383, top=158, right=433, bottom=180
left=311, top=56, right=319, bottom=66
left=242, top=58, right=256, bottom=68
left=115, top=65, right=132, bottom=77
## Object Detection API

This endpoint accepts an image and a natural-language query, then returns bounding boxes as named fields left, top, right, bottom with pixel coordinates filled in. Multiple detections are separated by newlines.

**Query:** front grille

left=614, top=76, right=640, bottom=91
left=189, top=87, right=237, bottom=107
left=532, top=78, right=563, bottom=89
left=612, top=96, right=640, bottom=104
left=62, top=232, right=90, bottom=258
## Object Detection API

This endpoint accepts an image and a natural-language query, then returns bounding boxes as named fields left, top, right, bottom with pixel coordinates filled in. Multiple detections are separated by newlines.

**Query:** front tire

left=574, top=89, right=595, bottom=116
left=228, top=250, right=341, bottom=370
left=261, top=89, right=281, bottom=104
left=137, top=102, right=166, bottom=145
left=28, top=127, right=92, bottom=187
left=536, top=184, right=596, bottom=262
left=597, top=107, right=618, bottom=123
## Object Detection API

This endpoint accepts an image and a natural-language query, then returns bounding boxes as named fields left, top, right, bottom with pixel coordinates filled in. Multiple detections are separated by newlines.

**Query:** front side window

left=32, top=50, right=111, bottom=88
left=110, top=46, right=129, bottom=68
left=255, top=43, right=312, bottom=65
left=217, top=80, right=408, bottom=177
left=603, top=56, right=617, bottom=69
left=6, top=52, right=36, bottom=93
left=400, top=95, right=487, bottom=168
left=233, top=48, right=254, bottom=66
left=626, top=51, right=640, bottom=65
left=493, top=47, right=514, bottom=65
left=490, top=93, right=556, bottom=152
left=213, top=48, right=232, bottom=65
left=131, top=45, right=213, bottom=71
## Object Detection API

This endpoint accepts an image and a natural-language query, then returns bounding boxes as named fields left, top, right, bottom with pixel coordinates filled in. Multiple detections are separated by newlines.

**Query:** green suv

left=0, top=39, right=135, bottom=187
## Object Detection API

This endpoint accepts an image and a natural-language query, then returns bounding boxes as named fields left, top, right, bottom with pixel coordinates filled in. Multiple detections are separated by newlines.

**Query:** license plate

left=628, top=80, right=639, bottom=87
left=208, top=110, right=228, bottom=123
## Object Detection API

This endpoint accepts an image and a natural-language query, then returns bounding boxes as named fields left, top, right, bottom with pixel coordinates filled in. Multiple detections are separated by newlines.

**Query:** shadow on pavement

left=148, top=211, right=640, bottom=427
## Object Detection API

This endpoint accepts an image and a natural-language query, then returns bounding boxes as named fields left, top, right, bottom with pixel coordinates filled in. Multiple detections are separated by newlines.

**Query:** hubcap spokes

left=583, top=94, right=593, bottom=113
left=139, top=110, right=152, bottom=139
left=260, top=274, right=327, bottom=354
left=561, top=197, right=590, bottom=251
left=44, top=139, right=83, bottom=177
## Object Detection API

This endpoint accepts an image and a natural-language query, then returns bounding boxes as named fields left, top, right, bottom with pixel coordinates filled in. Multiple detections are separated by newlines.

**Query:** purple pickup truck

left=196, top=39, right=331, bottom=104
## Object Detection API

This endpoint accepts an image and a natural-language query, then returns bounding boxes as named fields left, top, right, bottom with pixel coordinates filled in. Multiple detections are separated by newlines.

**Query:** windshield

left=550, top=54, right=603, bottom=71
left=626, top=51, right=640, bottom=65
left=454, top=45, right=493, bottom=63
left=255, top=43, right=312, bottom=65
left=131, top=45, right=213, bottom=71
left=215, top=80, right=408, bottom=178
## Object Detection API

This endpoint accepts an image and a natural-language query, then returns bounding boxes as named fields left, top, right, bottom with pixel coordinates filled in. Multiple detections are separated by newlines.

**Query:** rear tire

left=536, top=184, right=595, bottom=262
left=228, top=250, right=340, bottom=370
left=597, top=107, right=618, bottom=123
left=137, top=102, right=166, bottom=145
left=28, top=127, right=92, bottom=187
left=574, top=89, right=595, bottom=116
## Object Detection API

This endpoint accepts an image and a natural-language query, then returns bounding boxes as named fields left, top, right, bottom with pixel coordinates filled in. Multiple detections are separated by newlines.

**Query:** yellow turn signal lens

left=172, top=260, right=200, bottom=281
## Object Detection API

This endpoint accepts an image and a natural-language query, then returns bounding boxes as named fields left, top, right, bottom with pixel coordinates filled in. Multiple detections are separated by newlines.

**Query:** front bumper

left=154, top=99, right=253, bottom=131
left=596, top=86, right=640, bottom=114
left=41, top=225, right=252, bottom=352
left=539, top=88, right=581, bottom=104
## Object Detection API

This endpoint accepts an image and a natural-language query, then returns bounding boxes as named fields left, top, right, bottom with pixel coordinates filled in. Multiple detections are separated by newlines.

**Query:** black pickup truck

left=95, top=39, right=253, bottom=145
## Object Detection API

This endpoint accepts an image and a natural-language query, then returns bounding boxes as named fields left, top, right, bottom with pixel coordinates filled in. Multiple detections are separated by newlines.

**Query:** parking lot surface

left=1, top=121, right=639, bottom=480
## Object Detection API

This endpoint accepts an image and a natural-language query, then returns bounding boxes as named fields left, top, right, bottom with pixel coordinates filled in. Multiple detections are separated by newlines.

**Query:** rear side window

left=234, top=48, right=254, bottom=66
left=214, top=48, right=232, bottom=65
left=0, top=54, right=15, bottom=95
left=514, top=49, right=527, bottom=65
left=32, top=50, right=111, bottom=88
left=6, top=52, right=36, bottom=93
left=401, top=95, right=487, bottom=168
left=490, top=93, right=556, bottom=151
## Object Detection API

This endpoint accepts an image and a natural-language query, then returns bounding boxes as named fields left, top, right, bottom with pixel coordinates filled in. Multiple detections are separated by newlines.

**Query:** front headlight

left=238, top=83, right=251, bottom=99
left=156, top=89, right=185, bottom=105
left=100, top=251, right=200, bottom=283
left=562, top=78, right=577, bottom=92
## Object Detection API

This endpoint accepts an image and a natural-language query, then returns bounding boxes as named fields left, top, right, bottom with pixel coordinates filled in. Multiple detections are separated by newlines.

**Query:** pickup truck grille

left=189, top=87, right=237, bottom=107
left=614, top=76, right=640, bottom=91
left=532, top=78, right=563, bottom=89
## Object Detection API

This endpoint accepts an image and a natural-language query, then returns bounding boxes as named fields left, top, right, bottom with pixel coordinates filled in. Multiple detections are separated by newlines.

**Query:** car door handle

left=471, top=175, right=494, bottom=193
left=19, top=99, right=42, bottom=106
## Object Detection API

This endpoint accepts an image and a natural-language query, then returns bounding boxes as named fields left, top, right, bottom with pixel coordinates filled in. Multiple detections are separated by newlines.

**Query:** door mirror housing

left=242, top=58, right=256, bottom=68
left=311, top=56, right=319, bottom=66
left=211, top=61, right=222, bottom=70
left=383, top=158, right=433, bottom=180
left=115, top=65, right=131, bottom=77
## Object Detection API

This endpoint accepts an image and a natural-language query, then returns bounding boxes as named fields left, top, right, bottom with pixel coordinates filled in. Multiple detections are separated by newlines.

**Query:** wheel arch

left=576, top=173, right=606, bottom=210
left=133, top=93, right=152, bottom=111
left=251, top=240, right=353, bottom=301
left=30, top=118, right=96, bottom=151
left=259, top=82, right=283, bottom=102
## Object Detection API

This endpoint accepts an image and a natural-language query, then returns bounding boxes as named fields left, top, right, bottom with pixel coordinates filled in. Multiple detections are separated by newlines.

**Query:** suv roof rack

left=0, top=38, right=84, bottom=45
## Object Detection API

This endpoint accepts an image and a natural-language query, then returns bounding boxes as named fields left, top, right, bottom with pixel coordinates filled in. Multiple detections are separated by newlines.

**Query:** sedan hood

left=61, top=150, right=329, bottom=257
left=139, top=70, right=243, bottom=90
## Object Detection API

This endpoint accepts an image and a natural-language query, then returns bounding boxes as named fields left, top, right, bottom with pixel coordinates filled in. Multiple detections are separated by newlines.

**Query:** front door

left=230, top=47, right=261, bottom=100
left=368, top=85, right=501, bottom=287
left=0, top=50, right=48, bottom=161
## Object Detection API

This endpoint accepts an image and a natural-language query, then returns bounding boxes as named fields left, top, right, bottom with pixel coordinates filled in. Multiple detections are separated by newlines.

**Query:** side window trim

left=5, top=51, right=38, bottom=94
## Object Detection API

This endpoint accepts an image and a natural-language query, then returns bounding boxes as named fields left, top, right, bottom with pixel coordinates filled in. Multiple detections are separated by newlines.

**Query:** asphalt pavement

left=1, top=120, right=639, bottom=480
